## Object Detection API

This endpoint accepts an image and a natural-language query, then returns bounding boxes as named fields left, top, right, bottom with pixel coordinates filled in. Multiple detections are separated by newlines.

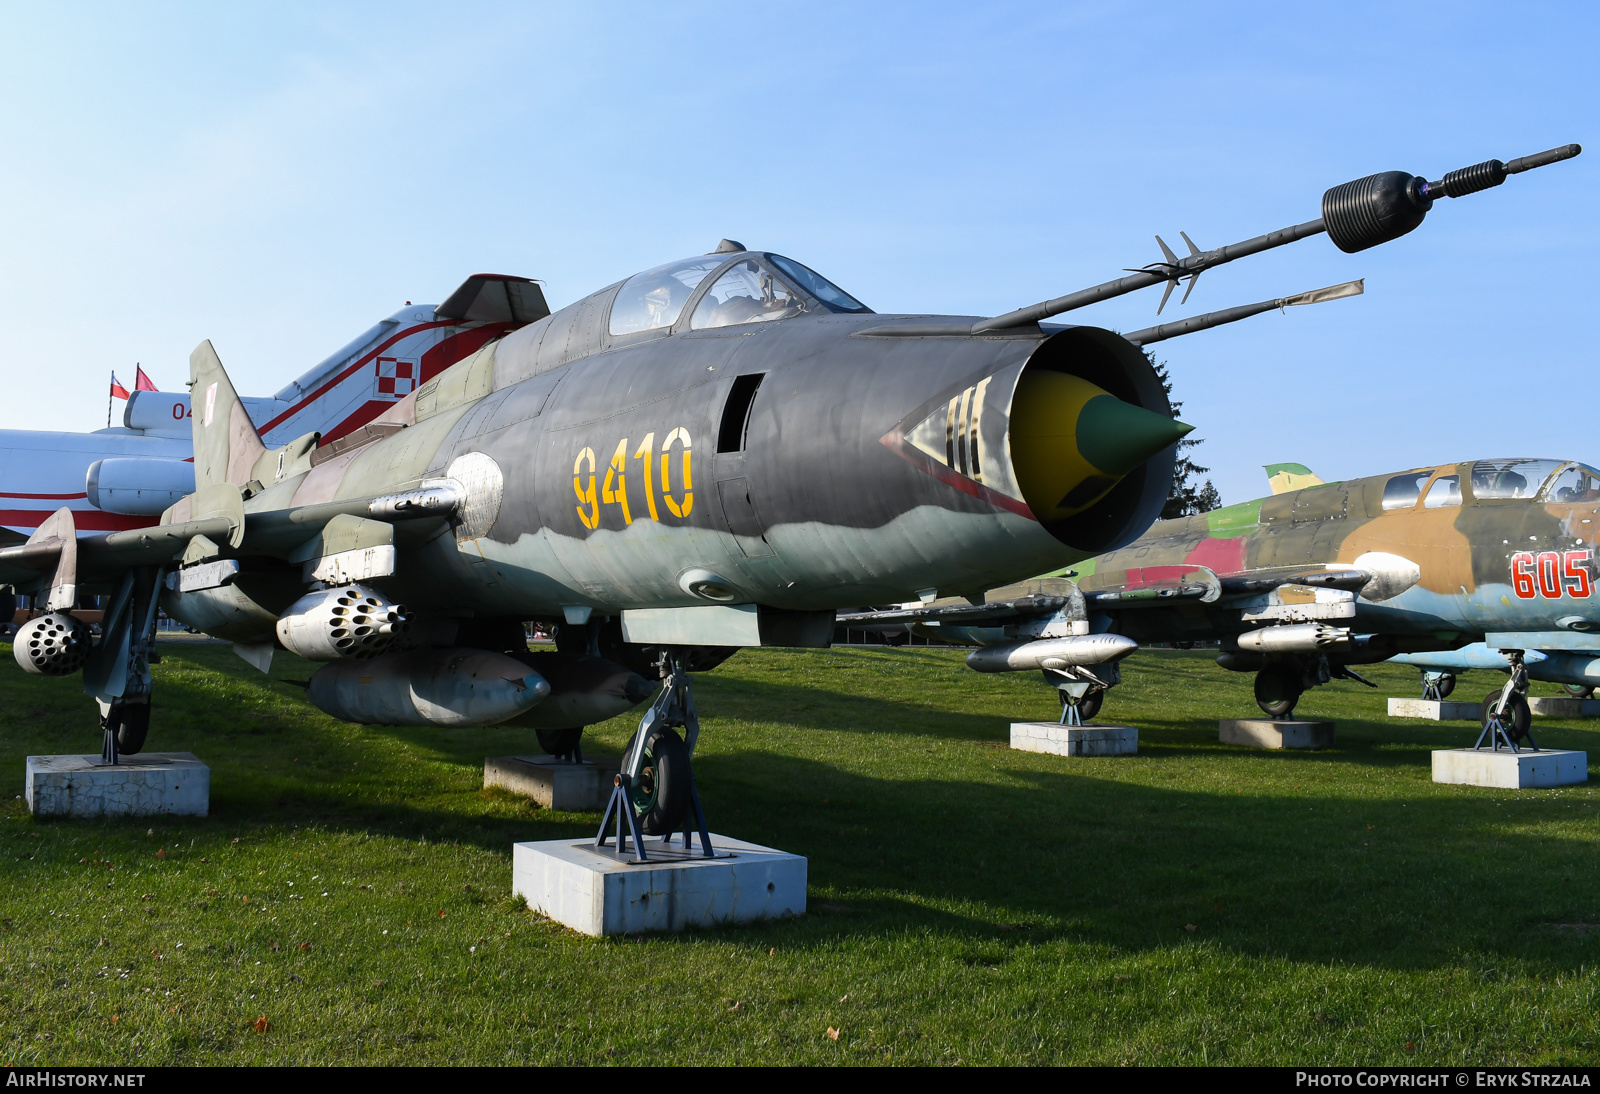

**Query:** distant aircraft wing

left=838, top=595, right=1069, bottom=628
left=1216, top=567, right=1371, bottom=596
left=1083, top=582, right=1217, bottom=606
left=1079, top=564, right=1377, bottom=608
left=1079, top=565, right=1222, bottom=606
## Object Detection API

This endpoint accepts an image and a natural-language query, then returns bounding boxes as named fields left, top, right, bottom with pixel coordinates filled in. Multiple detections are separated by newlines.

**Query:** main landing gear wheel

left=1564, top=684, right=1596, bottom=699
left=1254, top=666, right=1302, bottom=719
left=623, top=725, right=690, bottom=835
left=535, top=727, right=583, bottom=759
left=1481, top=690, right=1531, bottom=743
left=103, top=701, right=149, bottom=756
left=1434, top=674, right=1456, bottom=699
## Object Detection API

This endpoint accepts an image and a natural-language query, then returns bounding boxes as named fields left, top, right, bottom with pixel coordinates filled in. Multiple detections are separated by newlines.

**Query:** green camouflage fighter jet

left=0, top=142, right=1578, bottom=847
left=1255, top=465, right=1600, bottom=724
left=857, top=456, right=1600, bottom=738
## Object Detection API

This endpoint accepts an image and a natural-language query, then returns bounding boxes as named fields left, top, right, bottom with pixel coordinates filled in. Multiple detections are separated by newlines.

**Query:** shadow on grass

left=691, top=747, right=1600, bottom=973
left=4, top=642, right=1598, bottom=981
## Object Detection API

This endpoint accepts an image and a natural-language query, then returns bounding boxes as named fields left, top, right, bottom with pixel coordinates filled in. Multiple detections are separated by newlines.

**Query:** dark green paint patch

left=1076, top=395, right=1193, bottom=476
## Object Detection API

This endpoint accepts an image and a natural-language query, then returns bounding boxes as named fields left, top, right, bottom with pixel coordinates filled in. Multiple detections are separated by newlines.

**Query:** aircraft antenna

left=973, top=143, right=1580, bottom=332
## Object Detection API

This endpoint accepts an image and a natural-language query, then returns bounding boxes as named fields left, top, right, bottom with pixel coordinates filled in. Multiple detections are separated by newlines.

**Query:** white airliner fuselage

left=0, top=278, right=544, bottom=538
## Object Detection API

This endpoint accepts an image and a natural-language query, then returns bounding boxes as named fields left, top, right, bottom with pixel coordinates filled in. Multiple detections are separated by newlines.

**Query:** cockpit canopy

left=1381, top=458, right=1600, bottom=511
left=608, top=251, right=868, bottom=337
left=1472, top=458, right=1600, bottom=502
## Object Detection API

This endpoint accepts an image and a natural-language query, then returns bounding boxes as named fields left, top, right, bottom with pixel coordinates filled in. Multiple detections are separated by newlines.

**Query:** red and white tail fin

left=124, top=275, right=548, bottom=448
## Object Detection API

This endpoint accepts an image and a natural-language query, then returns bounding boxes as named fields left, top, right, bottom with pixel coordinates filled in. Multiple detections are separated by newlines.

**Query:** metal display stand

left=1057, top=679, right=1093, bottom=726
left=1473, top=651, right=1539, bottom=754
left=595, top=650, right=715, bottom=863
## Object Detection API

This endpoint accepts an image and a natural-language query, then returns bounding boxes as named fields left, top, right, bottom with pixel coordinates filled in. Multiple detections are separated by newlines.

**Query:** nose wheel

left=596, top=649, right=714, bottom=862
left=1474, top=651, right=1540, bottom=753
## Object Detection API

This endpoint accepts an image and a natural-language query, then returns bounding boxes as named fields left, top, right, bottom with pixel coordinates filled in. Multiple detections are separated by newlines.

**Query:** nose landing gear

left=1476, top=651, right=1539, bottom=753
left=596, top=649, right=715, bottom=863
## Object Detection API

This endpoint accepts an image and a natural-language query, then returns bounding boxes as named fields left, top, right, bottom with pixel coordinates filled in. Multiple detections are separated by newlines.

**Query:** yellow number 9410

left=575, top=428, right=691, bottom=529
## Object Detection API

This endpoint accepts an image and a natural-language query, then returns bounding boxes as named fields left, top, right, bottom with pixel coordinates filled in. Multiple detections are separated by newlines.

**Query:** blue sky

left=0, top=2, right=1593, bottom=504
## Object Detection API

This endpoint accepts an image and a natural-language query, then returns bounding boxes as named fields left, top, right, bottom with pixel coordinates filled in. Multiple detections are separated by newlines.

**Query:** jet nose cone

left=1009, top=370, right=1192, bottom=522
left=1077, top=397, right=1193, bottom=477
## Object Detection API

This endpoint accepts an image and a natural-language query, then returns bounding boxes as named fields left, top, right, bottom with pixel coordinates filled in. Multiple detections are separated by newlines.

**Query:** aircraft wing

left=1079, top=564, right=1373, bottom=607
left=1217, top=567, right=1371, bottom=596
left=0, top=483, right=461, bottom=591
left=1078, top=565, right=1222, bottom=606
left=837, top=595, right=1069, bottom=628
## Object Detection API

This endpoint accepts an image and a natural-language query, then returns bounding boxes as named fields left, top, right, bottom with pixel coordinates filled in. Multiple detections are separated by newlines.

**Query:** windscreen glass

left=1470, top=459, right=1564, bottom=500
left=1381, top=472, right=1432, bottom=510
left=1545, top=464, right=1600, bottom=503
left=1424, top=475, right=1461, bottom=509
left=609, top=257, right=727, bottom=335
left=766, top=254, right=871, bottom=313
left=691, top=261, right=805, bottom=329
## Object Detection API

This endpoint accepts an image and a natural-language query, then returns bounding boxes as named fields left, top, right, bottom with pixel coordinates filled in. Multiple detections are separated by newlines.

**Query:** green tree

left=1149, top=353, right=1221, bottom=518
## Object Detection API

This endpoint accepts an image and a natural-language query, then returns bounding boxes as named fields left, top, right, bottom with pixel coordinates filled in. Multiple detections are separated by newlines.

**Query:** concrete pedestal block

left=26, top=754, right=209, bottom=818
left=485, top=755, right=615, bottom=812
left=1388, top=698, right=1481, bottom=721
left=512, top=834, right=806, bottom=937
left=1219, top=719, right=1335, bottom=750
left=1431, top=748, right=1588, bottom=788
left=1527, top=696, right=1600, bottom=719
left=1010, top=722, right=1137, bottom=757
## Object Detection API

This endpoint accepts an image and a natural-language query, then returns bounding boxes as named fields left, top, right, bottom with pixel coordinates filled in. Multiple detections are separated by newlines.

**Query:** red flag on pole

left=109, top=374, right=131, bottom=400
left=134, top=366, right=158, bottom=392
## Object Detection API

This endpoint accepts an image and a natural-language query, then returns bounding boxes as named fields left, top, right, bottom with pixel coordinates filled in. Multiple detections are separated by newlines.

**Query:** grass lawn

left=1, top=639, right=1597, bottom=1065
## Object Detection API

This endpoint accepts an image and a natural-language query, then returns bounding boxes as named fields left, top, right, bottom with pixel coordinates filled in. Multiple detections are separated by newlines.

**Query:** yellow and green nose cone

left=1009, top=370, right=1194, bottom=522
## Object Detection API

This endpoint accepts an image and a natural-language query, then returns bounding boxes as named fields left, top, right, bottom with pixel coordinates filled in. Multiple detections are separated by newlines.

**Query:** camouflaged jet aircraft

left=877, top=456, right=1600, bottom=738
left=1256, top=464, right=1600, bottom=718
left=0, top=142, right=1578, bottom=850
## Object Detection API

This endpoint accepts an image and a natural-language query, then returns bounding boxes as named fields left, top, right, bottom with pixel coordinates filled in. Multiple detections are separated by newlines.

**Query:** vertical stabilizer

left=1263, top=463, right=1324, bottom=495
left=191, top=340, right=267, bottom=489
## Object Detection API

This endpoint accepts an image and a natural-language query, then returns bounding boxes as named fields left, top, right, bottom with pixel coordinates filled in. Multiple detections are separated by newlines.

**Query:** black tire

left=1435, top=673, right=1456, bottom=700
left=624, top=726, right=691, bottom=835
left=1254, top=666, right=1302, bottom=719
left=105, top=702, right=149, bottom=755
left=1481, top=690, right=1531, bottom=743
left=535, top=727, right=583, bottom=758
left=1563, top=684, right=1595, bottom=699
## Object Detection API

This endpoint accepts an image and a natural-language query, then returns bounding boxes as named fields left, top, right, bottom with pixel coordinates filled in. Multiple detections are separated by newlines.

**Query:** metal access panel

left=1487, top=630, right=1600, bottom=652
left=620, top=604, right=836, bottom=648
left=621, top=605, right=762, bottom=647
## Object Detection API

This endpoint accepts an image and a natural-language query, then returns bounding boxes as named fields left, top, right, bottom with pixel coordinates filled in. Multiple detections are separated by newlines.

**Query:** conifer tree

left=1148, top=352, right=1222, bottom=518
